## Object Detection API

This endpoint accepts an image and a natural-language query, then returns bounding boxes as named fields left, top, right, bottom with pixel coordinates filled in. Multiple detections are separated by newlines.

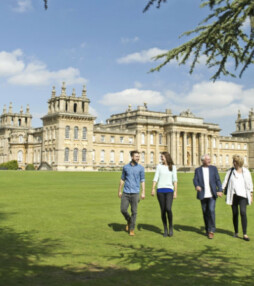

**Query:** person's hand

left=217, top=192, right=223, bottom=198
left=196, top=186, right=201, bottom=192
left=118, top=191, right=122, bottom=198
left=174, top=192, right=177, bottom=199
left=141, top=191, right=145, bottom=200
left=151, top=188, right=155, bottom=196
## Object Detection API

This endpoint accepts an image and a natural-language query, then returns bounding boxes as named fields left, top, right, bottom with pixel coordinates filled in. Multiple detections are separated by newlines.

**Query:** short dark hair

left=130, top=150, right=139, bottom=157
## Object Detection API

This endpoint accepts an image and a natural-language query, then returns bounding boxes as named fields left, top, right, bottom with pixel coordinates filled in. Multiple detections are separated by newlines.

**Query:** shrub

left=0, top=160, right=19, bottom=170
left=26, top=164, right=35, bottom=171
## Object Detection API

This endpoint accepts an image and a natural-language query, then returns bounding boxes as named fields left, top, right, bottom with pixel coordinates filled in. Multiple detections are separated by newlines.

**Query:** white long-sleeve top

left=153, top=164, right=177, bottom=189
left=222, top=167, right=253, bottom=205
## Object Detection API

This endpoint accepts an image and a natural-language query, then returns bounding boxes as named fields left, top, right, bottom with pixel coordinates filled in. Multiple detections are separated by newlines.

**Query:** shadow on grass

left=174, top=224, right=233, bottom=237
left=107, top=243, right=254, bottom=286
left=137, top=223, right=162, bottom=235
left=108, top=223, right=126, bottom=232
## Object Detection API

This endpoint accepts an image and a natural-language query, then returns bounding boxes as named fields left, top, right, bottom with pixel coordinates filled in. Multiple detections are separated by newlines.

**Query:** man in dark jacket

left=193, top=154, right=223, bottom=239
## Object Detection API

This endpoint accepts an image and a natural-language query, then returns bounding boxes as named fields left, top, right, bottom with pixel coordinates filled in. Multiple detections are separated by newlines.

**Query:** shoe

left=208, top=232, right=214, bottom=239
left=243, top=235, right=250, bottom=241
left=233, top=233, right=239, bottom=238
left=125, top=220, right=131, bottom=232
left=129, top=230, right=135, bottom=236
left=169, top=228, right=173, bottom=237
left=163, top=227, right=168, bottom=237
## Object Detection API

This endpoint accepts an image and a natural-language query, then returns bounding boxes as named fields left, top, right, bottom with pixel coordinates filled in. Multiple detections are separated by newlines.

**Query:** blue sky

left=0, top=0, right=253, bottom=135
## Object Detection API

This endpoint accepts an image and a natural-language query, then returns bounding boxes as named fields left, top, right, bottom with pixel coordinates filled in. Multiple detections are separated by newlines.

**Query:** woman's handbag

left=224, top=167, right=234, bottom=195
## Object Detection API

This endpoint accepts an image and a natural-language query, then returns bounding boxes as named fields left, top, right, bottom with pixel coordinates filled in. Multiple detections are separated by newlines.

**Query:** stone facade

left=0, top=83, right=252, bottom=171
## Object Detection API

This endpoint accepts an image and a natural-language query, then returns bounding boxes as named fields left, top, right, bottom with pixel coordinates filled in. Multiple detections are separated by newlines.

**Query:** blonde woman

left=151, top=152, right=177, bottom=237
left=222, top=155, right=253, bottom=241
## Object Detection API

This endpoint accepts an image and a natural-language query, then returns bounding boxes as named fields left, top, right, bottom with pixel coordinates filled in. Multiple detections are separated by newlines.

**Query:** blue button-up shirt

left=121, top=162, right=145, bottom=194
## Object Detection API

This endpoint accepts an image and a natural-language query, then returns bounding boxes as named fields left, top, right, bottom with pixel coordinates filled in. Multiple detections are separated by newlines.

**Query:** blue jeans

left=201, top=197, right=216, bottom=233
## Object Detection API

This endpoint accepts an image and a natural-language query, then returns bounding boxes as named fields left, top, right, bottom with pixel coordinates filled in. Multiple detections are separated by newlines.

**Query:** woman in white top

left=151, top=152, right=178, bottom=237
left=222, top=155, right=253, bottom=241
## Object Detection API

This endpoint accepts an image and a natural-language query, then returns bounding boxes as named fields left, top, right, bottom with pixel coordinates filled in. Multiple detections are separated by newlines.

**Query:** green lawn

left=0, top=171, right=254, bottom=286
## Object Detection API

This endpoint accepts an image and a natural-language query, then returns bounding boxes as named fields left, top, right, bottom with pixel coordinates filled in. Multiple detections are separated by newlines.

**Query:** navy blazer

left=193, top=165, right=222, bottom=200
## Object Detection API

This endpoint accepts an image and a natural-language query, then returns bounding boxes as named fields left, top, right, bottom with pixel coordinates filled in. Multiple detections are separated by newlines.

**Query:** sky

left=0, top=0, right=253, bottom=135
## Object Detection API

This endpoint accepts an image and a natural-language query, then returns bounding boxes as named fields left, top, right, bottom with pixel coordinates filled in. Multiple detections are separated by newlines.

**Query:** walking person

left=193, top=154, right=223, bottom=239
left=222, top=155, right=253, bottom=241
left=118, top=150, right=145, bottom=236
left=151, top=152, right=177, bottom=237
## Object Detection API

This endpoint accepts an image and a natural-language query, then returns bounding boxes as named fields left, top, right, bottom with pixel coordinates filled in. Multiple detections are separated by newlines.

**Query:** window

left=141, top=152, right=145, bottom=163
left=110, top=150, right=115, bottom=162
left=92, top=150, right=95, bottom=162
left=65, top=126, right=70, bottom=139
left=101, top=135, right=105, bottom=142
left=159, top=134, right=162, bottom=145
left=110, top=136, right=115, bottom=143
left=219, top=155, right=223, bottom=165
left=213, top=154, right=217, bottom=164
left=213, top=138, right=216, bottom=148
left=17, top=150, right=23, bottom=162
left=64, top=148, right=69, bottom=162
left=100, top=150, right=105, bottom=162
left=82, top=149, right=87, bottom=162
left=225, top=143, right=229, bottom=149
left=219, top=143, right=222, bottom=149
left=231, top=143, right=235, bottom=149
left=129, top=137, right=133, bottom=144
left=150, top=152, right=154, bottom=163
left=150, top=134, right=154, bottom=144
left=19, top=135, right=23, bottom=143
left=120, top=151, right=124, bottom=163
left=82, top=127, right=87, bottom=139
left=141, top=133, right=145, bottom=144
left=74, top=103, right=77, bottom=113
left=74, top=126, right=79, bottom=139
left=244, top=144, right=247, bottom=150
left=238, top=144, right=241, bottom=150
left=120, top=137, right=124, bottom=143
left=73, top=148, right=78, bottom=162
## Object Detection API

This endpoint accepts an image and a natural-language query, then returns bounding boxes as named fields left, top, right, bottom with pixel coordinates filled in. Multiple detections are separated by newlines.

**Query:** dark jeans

left=157, top=192, right=174, bottom=229
left=121, top=193, right=140, bottom=230
left=232, top=194, right=248, bottom=235
left=200, top=197, right=216, bottom=233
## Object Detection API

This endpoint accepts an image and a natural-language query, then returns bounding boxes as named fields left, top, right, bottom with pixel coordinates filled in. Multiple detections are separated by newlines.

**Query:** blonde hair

left=232, top=154, right=244, bottom=168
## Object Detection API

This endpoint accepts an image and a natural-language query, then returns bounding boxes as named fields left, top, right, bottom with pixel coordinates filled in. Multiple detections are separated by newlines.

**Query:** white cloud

left=121, top=36, right=139, bottom=44
left=0, top=49, right=87, bottom=86
left=100, top=88, right=164, bottom=110
left=117, top=47, right=168, bottom=64
left=13, top=0, right=32, bottom=13
left=134, top=81, right=143, bottom=88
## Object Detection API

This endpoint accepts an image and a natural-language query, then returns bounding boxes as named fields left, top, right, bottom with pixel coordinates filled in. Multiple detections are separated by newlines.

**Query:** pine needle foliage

left=144, top=0, right=254, bottom=80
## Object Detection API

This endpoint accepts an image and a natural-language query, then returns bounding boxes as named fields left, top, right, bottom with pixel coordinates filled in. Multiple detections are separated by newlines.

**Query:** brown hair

left=161, top=152, right=174, bottom=171
left=130, top=150, right=140, bottom=157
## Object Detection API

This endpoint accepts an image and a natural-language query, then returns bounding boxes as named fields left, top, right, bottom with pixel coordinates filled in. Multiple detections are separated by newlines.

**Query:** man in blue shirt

left=118, top=150, right=145, bottom=236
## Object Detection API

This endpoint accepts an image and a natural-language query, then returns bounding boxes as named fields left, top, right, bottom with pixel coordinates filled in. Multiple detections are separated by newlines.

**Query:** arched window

left=18, top=119, right=21, bottom=126
left=74, top=126, right=79, bottom=139
left=150, top=152, right=154, bottom=163
left=110, top=150, right=115, bottom=162
left=213, top=138, right=216, bottom=148
left=17, top=150, right=23, bottom=162
left=73, top=148, right=78, bottom=162
left=141, top=133, right=145, bottom=144
left=92, top=150, right=95, bottom=162
left=100, top=150, right=105, bottom=162
left=82, top=149, right=87, bottom=162
left=65, top=126, right=70, bottom=139
left=82, top=127, right=87, bottom=139
left=141, top=152, right=145, bottom=163
left=150, top=134, right=154, bottom=144
left=74, top=103, right=77, bottom=113
left=64, top=148, right=69, bottom=162
left=120, top=151, right=124, bottom=163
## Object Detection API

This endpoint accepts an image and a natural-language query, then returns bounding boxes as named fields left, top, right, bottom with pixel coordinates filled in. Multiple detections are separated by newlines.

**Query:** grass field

left=0, top=171, right=254, bottom=286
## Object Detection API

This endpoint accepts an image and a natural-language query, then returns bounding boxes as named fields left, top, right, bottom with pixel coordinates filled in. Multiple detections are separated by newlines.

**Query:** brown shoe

left=125, top=220, right=131, bottom=232
left=129, top=230, right=135, bottom=236
left=208, top=232, right=214, bottom=239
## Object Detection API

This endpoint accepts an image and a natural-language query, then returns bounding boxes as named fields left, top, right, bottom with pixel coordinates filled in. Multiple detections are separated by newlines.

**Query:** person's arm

left=222, top=170, right=230, bottom=190
left=173, top=165, right=178, bottom=198
left=140, top=167, right=145, bottom=199
left=151, top=165, right=159, bottom=196
left=118, top=179, right=125, bottom=198
left=193, top=168, right=201, bottom=191
left=173, top=181, right=177, bottom=199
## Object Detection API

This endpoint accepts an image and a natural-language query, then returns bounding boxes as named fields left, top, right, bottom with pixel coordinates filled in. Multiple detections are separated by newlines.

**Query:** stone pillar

left=199, top=133, right=204, bottom=162
left=183, top=132, right=187, bottom=166
left=170, top=131, right=176, bottom=163
left=204, top=134, right=208, bottom=154
left=192, top=133, right=196, bottom=166
left=176, top=131, right=180, bottom=165
left=167, top=132, right=171, bottom=153
left=146, top=131, right=150, bottom=164
left=210, top=136, right=214, bottom=161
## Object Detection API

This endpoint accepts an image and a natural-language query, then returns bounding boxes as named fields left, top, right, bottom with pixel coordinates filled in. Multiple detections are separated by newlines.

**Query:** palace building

left=0, top=83, right=253, bottom=171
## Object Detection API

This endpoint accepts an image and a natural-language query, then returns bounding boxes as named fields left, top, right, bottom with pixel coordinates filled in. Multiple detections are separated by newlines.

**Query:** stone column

left=204, top=134, right=208, bottom=154
left=192, top=133, right=196, bottom=166
left=199, top=133, right=204, bottom=161
left=176, top=131, right=180, bottom=166
left=170, top=131, right=176, bottom=163
left=183, top=132, right=187, bottom=166
left=146, top=131, right=150, bottom=164
left=167, top=132, right=171, bottom=153
left=210, top=136, right=214, bottom=161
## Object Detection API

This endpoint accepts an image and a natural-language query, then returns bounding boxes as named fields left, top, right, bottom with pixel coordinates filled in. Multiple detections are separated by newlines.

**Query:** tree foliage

left=144, top=0, right=254, bottom=80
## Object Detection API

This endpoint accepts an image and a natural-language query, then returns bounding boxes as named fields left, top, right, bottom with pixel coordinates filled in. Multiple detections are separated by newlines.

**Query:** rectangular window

left=110, top=136, right=115, bottom=143
left=129, top=137, right=133, bottom=144
left=120, top=137, right=124, bottom=143
left=101, top=135, right=105, bottom=142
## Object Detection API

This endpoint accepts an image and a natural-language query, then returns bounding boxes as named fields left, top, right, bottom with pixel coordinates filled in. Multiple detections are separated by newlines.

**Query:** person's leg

left=239, top=197, right=248, bottom=236
left=129, top=194, right=140, bottom=231
left=200, top=199, right=209, bottom=234
left=231, top=194, right=239, bottom=235
left=208, top=197, right=216, bottom=233
left=157, top=192, right=168, bottom=236
left=165, top=192, right=174, bottom=236
left=121, top=193, right=131, bottom=224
